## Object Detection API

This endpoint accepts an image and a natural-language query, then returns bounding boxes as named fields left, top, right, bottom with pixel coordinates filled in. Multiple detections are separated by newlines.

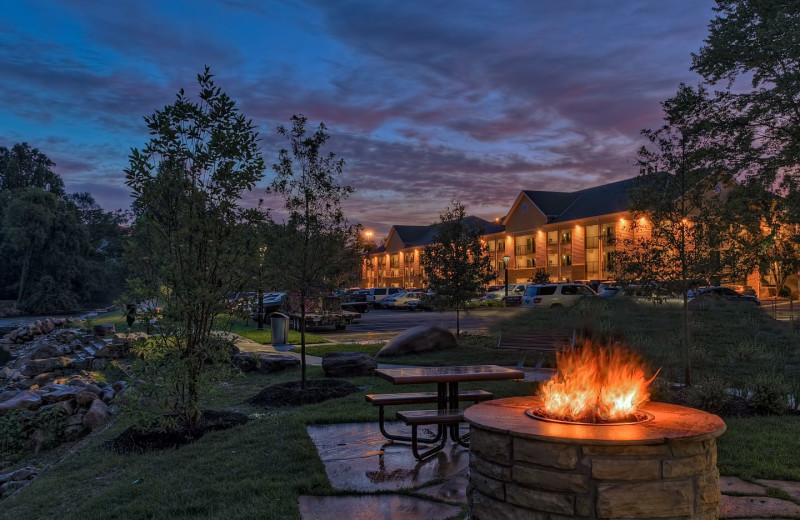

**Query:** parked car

left=596, top=283, right=623, bottom=299
left=521, top=283, right=597, bottom=308
left=487, top=283, right=527, bottom=299
left=389, top=291, right=426, bottom=310
left=376, top=291, right=407, bottom=309
left=363, top=287, right=404, bottom=308
left=689, top=286, right=760, bottom=306
left=250, top=291, right=288, bottom=320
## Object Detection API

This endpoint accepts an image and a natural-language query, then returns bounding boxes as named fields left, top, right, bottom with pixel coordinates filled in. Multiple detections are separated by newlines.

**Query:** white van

left=521, top=283, right=596, bottom=308
left=364, top=287, right=404, bottom=307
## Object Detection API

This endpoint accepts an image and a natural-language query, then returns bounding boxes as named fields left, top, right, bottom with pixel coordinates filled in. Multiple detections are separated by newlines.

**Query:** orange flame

left=538, top=341, right=658, bottom=423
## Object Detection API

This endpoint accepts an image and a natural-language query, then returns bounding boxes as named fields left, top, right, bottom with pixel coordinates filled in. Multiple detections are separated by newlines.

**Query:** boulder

left=94, top=342, right=127, bottom=359
left=0, top=466, right=37, bottom=484
left=93, top=323, right=116, bottom=336
left=30, top=342, right=61, bottom=359
left=40, top=385, right=80, bottom=404
left=75, top=390, right=98, bottom=407
left=21, top=357, right=73, bottom=376
left=232, top=353, right=259, bottom=372
left=0, top=391, right=42, bottom=413
left=82, top=398, right=109, bottom=430
left=257, top=354, right=300, bottom=374
left=321, top=352, right=377, bottom=377
left=377, top=325, right=458, bottom=357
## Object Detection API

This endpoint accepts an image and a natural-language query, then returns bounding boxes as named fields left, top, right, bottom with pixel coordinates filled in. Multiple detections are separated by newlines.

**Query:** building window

left=497, top=240, right=506, bottom=252
left=604, top=251, right=616, bottom=271
left=602, top=225, right=616, bottom=246
left=561, top=231, right=572, bottom=244
left=547, top=231, right=558, bottom=245
left=561, top=255, right=572, bottom=267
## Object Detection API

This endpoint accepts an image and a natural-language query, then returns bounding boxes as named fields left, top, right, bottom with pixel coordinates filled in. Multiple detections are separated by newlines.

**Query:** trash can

left=269, top=312, right=289, bottom=346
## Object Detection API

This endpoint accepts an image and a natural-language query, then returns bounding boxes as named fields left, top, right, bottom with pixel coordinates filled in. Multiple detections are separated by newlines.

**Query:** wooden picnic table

left=372, top=365, right=524, bottom=459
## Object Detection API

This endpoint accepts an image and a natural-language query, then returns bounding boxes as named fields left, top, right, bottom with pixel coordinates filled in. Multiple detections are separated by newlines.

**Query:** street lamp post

left=257, top=246, right=267, bottom=330
left=503, top=255, right=510, bottom=306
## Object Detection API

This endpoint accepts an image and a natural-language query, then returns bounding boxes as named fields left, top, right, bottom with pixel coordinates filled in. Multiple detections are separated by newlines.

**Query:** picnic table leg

left=448, top=382, right=470, bottom=447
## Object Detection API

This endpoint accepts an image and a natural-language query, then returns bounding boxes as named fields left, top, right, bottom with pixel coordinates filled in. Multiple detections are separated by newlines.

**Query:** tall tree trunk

left=17, top=251, right=31, bottom=304
left=300, top=299, right=307, bottom=389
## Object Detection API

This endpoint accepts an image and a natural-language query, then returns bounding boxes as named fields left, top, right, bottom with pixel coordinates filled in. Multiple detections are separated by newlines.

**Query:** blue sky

left=1, top=0, right=717, bottom=236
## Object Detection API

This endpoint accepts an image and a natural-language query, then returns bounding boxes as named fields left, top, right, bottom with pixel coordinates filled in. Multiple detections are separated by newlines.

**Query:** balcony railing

left=515, top=245, right=534, bottom=255
left=585, top=236, right=599, bottom=249
left=602, top=235, right=616, bottom=246
left=586, top=261, right=599, bottom=274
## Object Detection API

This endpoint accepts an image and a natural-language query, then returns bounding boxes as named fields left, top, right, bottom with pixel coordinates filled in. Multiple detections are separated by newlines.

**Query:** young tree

left=421, top=201, right=495, bottom=336
left=618, top=84, right=745, bottom=386
left=267, top=115, right=362, bottom=387
left=125, top=68, right=266, bottom=428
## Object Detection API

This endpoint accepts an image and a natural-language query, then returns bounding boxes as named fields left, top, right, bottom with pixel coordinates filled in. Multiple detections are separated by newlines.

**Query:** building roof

left=523, top=177, right=638, bottom=223
left=389, top=216, right=504, bottom=249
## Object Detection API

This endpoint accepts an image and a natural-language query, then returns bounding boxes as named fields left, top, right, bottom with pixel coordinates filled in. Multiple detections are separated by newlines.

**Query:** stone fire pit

left=465, top=396, right=726, bottom=519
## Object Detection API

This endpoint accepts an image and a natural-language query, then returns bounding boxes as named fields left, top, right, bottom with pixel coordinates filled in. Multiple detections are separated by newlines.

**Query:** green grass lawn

left=2, top=299, right=799, bottom=518
left=87, top=311, right=328, bottom=346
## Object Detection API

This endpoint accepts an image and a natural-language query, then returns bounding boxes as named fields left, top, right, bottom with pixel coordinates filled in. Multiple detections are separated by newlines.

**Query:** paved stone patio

left=299, top=422, right=800, bottom=520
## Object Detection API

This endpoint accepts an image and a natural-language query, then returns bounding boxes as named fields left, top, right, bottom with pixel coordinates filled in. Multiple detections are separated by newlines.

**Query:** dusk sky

left=1, top=0, right=718, bottom=237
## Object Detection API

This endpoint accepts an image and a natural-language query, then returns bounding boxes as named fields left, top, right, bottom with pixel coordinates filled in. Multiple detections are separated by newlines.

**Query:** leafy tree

left=727, top=178, right=800, bottom=299
left=528, top=268, right=552, bottom=284
left=692, top=0, right=800, bottom=174
left=420, top=201, right=495, bottom=337
left=267, top=115, right=362, bottom=387
left=0, top=143, right=65, bottom=195
left=2, top=188, right=59, bottom=304
left=691, top=0, right=800, bottom=303
left=618, top=84, right=744, bottom=386
left=124, top=68, right=266, bottom=428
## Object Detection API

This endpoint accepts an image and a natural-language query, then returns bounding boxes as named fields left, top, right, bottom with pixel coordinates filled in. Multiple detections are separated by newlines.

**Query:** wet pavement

left=300, top=423, right=800, bottom=520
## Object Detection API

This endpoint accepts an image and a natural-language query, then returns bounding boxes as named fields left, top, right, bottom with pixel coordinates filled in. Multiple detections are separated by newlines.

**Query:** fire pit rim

left=464, top=396, right=726, bottom=446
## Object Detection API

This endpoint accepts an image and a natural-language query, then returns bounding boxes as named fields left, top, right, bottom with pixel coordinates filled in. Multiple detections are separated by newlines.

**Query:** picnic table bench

left=496, top=329, right=576, bottom=369
left=365, top=390, right=493, bottom=444
left=371, top=365, right=523, bottom=460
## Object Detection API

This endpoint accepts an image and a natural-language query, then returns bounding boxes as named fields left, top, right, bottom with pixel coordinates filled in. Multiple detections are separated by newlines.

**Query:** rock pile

left=0, top=317, right=76, bottom=345
left=1, top=328, right=145, bottom=388
left=0, top=326, right=144, bottom=474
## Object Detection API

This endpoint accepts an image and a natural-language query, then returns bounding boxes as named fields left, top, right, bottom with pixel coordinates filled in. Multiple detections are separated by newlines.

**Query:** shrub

left=686, top=376, right=731, bottom=414
left=730, top=339, right=766, bottom=362
left=748, top=372, right=792, bottom=415
left=0, top=407, right=66, bottom=455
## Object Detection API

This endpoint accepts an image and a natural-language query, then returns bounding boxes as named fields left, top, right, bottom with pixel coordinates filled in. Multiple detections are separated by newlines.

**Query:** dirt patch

left=249, top=378, right=361, bottom=407
left=108, top=409, right=248, bottom=453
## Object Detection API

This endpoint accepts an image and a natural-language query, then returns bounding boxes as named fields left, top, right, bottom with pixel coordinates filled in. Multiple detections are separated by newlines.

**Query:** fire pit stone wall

left=466, top=397, right=725, bottom=520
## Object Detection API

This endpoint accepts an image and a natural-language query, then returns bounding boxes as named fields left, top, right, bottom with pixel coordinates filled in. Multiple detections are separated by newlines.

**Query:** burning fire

left=537, top=341, right=658, bottom=423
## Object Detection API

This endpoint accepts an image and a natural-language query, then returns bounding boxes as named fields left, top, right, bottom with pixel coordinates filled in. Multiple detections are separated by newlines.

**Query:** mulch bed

left=108, top=409, right=248, bottom=453
left=249, top=378, right=361, bottom=407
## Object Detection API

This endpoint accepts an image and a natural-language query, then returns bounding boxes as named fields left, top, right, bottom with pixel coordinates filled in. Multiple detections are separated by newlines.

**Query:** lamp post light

left=503, top=255, right=510, bottom=306
left=257, top=245, right=267, bottom=330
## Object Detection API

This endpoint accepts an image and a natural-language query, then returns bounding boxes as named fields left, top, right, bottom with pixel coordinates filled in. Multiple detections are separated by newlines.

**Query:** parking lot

left=309, top=307, right=526, bottom=343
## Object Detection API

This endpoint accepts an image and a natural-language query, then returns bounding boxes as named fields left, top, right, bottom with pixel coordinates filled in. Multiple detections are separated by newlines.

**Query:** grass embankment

left=2, top=299, right=798, bottom=518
